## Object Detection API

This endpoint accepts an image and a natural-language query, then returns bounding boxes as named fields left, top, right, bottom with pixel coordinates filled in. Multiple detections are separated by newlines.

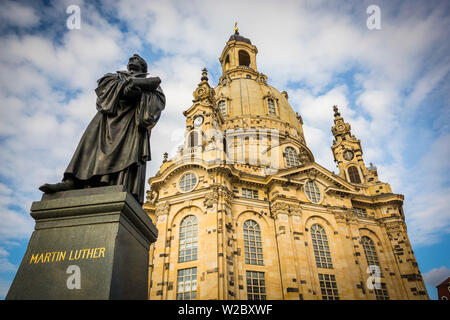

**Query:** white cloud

left=0, top=208, right=33, bottom=241
left=423, top=266, right=450, bottom=287
left=0, top=247, right=9, bottom=257
left=0, top=0, right=40, bottom=28
left=292, top=85, right=351, bottom=128
left=403, top=134, right=450, bottom=246
left=0, top=258, right=16, bottom=273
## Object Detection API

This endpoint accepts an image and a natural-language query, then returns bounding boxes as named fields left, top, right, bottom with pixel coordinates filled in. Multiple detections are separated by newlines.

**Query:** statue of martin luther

left=39, top=54, right=165, bottom=205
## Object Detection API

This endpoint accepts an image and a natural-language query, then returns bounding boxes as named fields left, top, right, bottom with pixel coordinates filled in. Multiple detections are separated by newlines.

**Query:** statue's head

left=127, top=54, right=148, bottom=73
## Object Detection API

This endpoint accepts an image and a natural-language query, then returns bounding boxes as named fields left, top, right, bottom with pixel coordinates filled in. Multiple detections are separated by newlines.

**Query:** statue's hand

left=131, top=77, right=161, bottom=91
left=123, top=81, right=142, bottom=99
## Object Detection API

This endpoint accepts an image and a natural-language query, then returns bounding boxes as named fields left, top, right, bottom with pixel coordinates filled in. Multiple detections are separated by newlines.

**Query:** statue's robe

left=63, top=71, right=165, bottom=204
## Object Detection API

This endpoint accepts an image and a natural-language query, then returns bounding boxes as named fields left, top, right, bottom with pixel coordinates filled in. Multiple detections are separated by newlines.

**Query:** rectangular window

left=354, top=207, right=368, bottom=218
left=246, top=271, right=266, bottom=300
left=374, top=283, right=390, bottom=300
left=318, top=273, right=339, bottom=300
left=177, top=267, right=197, bottom=300
left=218, top=100, right=226, bottom=116
left=242, top=188, right=258, bottom=200
left=267, top=98, right=276, bottom=115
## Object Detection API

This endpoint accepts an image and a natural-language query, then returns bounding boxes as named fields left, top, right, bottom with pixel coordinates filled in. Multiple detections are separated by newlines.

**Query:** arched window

left=361, top=236, right=379, bottom=268
left=267, top=98, right=276, bottom=115
left=243, top=220, right=263, bottom=265
left=224, top=55, right=230, bottom=70
left=218, top=100, right=226, bottom=116
left=311, top=224, right=333, bottom=268
left=304, top=180, right=321, bottom=203
left=179, top=215, right=198, bottom=262
left=361, top=236, right=390, bottom=299
left=238, top=50, right=250, bottom=67
left=223, top=137, right=227, bottom=155
left=348, top=166, right=362, bottom=183
left=188, top=131, right=199, bottom=148
left=285, top=146, right=299, bottom=167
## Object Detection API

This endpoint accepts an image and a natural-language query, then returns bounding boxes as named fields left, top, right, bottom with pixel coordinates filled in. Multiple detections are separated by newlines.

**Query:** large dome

left=167, top=29, right=314, bottom=173
left=215, top=31, right=307, bottom=146
left=214, top=78, right=304, bottom=137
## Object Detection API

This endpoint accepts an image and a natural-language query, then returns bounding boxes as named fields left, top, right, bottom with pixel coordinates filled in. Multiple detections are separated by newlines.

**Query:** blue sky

left=0, top=0, right=449, bottom=299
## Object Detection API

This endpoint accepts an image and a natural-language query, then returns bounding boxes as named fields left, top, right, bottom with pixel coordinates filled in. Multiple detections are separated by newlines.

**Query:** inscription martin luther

left=29, top=247, right=106, bottom=264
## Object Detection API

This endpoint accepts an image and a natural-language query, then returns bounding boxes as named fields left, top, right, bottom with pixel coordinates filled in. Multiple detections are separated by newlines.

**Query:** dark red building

left=436, top=277, right=450, bottom=300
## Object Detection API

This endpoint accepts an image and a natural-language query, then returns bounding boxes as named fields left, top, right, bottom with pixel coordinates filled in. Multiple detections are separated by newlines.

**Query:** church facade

left=143, top=30, right=429, bottom=300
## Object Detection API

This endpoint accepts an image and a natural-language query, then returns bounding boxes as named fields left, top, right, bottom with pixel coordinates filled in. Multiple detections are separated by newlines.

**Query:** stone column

left=149, top=201, right=170, bottom=299
left=337, top=211, right=369, bottom=299
left=271, top=201, right=299, bottom=299
left=202, top=186, right=221, bottom=299
left=287, top=205, right=304, bottom=299
left=382, top=218, right=429, bottom=299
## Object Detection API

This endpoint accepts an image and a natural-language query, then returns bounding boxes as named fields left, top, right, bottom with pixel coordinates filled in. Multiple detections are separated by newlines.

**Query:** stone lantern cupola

left=219, top=24, right=259, bottom=78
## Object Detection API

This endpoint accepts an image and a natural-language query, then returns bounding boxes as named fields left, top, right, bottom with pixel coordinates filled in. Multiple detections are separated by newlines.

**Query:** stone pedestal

left=6, top=185, right=157, bottom=300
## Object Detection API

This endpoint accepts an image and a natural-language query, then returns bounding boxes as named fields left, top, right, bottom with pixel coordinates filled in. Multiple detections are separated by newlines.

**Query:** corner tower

left=331, top=105, right=379, bottom=186
left=330, top=105, right=397, bottom=198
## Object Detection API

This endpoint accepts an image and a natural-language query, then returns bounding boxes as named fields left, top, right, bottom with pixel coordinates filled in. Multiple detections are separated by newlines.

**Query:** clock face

left=194, top=115, right=203, bottom=127
left=343, top=150, right=354, bottom=161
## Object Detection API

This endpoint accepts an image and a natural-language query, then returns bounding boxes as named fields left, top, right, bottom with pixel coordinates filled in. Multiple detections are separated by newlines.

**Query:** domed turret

left=214, top=27, right=313, bottom=168
left=219, top=24, right=258, bottom=76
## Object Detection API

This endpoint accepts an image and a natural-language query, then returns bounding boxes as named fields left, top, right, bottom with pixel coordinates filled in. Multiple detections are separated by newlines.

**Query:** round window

left=179, top=173, right=198, bottom=192
left=304, top=180, right=321, bottom=203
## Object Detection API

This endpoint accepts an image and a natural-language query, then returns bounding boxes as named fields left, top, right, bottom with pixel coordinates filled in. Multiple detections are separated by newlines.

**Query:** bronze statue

left=39, top=54, right=165, bottom=205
